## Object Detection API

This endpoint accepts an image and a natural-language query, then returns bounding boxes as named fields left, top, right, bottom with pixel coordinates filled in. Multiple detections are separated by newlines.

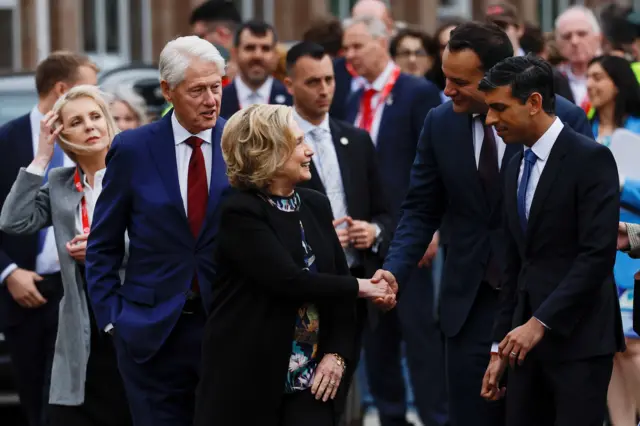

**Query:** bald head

left=352, top=0, right=393, bottom=33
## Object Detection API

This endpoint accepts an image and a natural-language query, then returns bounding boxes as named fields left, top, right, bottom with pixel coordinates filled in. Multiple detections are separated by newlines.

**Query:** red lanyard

left=73, top=168, right=90, bottom=234
left=358, top=65, right=401, bottom=132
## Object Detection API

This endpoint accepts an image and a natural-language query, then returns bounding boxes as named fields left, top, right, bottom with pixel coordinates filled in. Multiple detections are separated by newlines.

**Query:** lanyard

left=73, top=168, right=90, bottom=234
left=358, top=65, right=401, bottom=132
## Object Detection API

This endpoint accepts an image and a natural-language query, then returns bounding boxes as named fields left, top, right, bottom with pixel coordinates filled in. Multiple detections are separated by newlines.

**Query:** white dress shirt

left=171, top=112, right=213, bottom=214
left=355, top=61, right=397, bottom=145
left=234, top=75, right=274, bottom=109
left=558, top=64, right=588, bottom=107
left=472, top=114, right=506, bottom=170
left=0, top=107, right=75, bottom=283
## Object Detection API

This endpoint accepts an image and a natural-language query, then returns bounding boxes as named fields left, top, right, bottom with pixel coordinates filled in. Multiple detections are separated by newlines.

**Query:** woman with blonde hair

left=194, top=104, right=396, bottom=426
left=0, top=84, right=132, bottom=426
left=107, top=85, right=148, bottom=131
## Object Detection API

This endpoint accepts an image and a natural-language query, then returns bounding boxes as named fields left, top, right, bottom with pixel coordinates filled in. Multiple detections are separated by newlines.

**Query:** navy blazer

left=330, top=57, right=354, bottom=121
left=0, top=114, right=40, bottom=330
left=85, top=112, right=230, bottom=362
left=383, top=97, right=593, bottom=338
left=219, top=78, right=292, bottom=120
left=345, top=73, right=442, bottom=217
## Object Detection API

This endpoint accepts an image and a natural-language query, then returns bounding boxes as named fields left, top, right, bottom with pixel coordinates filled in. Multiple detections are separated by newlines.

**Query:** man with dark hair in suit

left=479, top=54, right=623, bottom=426
left=0, top=51, right=97, bottom=426
left=375, top=22, right=594, bottom=426
left=219, top=20, right=292, bottom=119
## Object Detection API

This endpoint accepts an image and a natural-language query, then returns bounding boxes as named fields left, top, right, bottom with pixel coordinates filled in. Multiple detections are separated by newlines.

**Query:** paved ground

left=363, top=409, right=422, bottom=426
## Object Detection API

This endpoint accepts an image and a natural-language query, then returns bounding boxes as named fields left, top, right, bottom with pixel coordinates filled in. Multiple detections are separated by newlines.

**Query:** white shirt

left=234, top=75, right=274, bottom=109
left=355, top=61, right=397, bottom=145
left=517, top=117, right=564, bottom=218
left=171, top=112, right=213, bottom=214
left=559, top=64, right=588, bottom=107
left=293, top=109, right=332, bottom=174
left=472, top=114, right=506, bottom=170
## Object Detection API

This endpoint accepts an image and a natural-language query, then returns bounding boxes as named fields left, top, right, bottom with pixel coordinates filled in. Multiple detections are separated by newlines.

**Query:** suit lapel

left=328, top=119, right=353, bottom=209
left=269, top=80, right=291, bottom=106
left=147, top=113, right=188, bottom=223
left=501, top=143, right=523, bottom=178
left=346, top=89, right=361, bottom=125
left=505, top=152, right=526, bottom=246
left=526, top=129, right=570, bottom=240
left=453, top=114, right=487, bottom=209
left=307, top=161, right=326, bottom=194
left=14, top=114, right=34, bottom=164
left=55, top=168, right=85, bottom=289
left=223, top=83, right=240, bottom=117
left=201, top=119, right=228, bottom=239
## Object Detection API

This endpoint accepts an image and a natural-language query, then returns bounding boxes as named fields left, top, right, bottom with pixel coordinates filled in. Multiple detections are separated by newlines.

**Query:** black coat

left=195, top=188, right=360, bottom=426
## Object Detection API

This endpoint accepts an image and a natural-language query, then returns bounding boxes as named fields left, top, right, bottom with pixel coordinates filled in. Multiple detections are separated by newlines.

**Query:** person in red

left=342, top=14, right=447, bottom=426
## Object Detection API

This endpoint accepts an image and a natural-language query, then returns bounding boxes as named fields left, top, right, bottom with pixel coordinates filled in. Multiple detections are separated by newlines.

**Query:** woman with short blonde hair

left=107, top=85, right=148, bottom=131
left=196, top=104, right=396, bottom=426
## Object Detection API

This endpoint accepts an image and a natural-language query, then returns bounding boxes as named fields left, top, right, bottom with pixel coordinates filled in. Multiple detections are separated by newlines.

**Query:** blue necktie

left=517, top=149, right=538, bottom=232
left=37, top=144, right=65, bottom=253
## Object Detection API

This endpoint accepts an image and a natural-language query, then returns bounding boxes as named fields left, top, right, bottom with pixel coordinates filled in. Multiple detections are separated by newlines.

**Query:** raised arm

left=0, top=169, right=52, bottom=235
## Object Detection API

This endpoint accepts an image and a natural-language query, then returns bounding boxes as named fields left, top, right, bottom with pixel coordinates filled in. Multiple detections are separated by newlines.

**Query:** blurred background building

left=2, top=0, right=640, bottom=73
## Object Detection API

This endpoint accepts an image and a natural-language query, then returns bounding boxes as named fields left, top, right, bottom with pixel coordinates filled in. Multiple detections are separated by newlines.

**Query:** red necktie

left=359, top=88, right=377, bottom=133
left=185, top=136, right=209, bottom=292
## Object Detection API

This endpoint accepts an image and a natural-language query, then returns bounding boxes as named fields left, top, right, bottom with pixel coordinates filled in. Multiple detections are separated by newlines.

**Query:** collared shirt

left=234, top=75, right=274, bottom=109
left=558, top=64, right=588, bottom=108
left=74, top=169, right=106, bottom=234
left=517, top=117, right=564, bottom=218
left=171, top=112, right=213, bottom=214
left=472, top=114, right=507, bottom=170
left=355, top=61, right=397, bottom=145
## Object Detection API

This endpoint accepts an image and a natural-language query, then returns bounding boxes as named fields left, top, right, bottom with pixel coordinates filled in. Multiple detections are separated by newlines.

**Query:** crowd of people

left=2, top=0, right=640, bottom=425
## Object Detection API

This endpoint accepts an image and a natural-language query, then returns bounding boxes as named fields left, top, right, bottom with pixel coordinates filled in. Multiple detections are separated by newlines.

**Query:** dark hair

left=286, top=42, right=326, bottom=75
left=425, top=18, right=466, bottom=91
left=478, top=55, right=556, bottom=114
left=234, top=20, right=278, bottom=47
left=189, top=0, right=241, bottom=26
left=588, top=55, right=640, bottom=127
left=389, top=28, right=435, bottom=58
left=520, top=23, right=545, bottom=56
left=302, top=16, right=343, bottom=58
left=35, top=51, right=98, bottom=96
left=448, top=21, right=514, bottom=71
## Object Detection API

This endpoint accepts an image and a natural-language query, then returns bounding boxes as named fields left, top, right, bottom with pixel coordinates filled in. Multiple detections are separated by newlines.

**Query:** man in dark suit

left=219, top=20, right=291, bottom=119
left=86, top=36, right=229, bottom=426
left=375, top=22, right=594, bottom=426
left=342, top=15, right=448, bottom=426
left=479, top=55, right=623, bottom=426
left=0, top=52, right=97, bottom=426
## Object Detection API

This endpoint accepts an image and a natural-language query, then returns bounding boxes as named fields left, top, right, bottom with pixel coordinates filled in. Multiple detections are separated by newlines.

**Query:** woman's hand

left=33, top=111, right=62, bottom=169
left=66, top=234, right=88, bottom=263
left=311, top=353, right=345, bottom=402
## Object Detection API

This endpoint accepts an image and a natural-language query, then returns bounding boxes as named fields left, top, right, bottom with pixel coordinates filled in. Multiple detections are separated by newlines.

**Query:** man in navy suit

left=0, top=52, right=97, bottom=426
left=375, top=22, right=593, bottom=426
left=219, top=20, right=291, bottom=119
left=86, top=36, right=229, bottom=426
left=479, top=55, right=623, bottom=426
left=343, top=14, right=448, bottom=426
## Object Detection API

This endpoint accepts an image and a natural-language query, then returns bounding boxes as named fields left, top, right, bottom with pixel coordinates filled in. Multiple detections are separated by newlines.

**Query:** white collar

left=171, top=112, right=212, bottom=146
left=528, top=117, right=564, bottom=161
left=30, top=106, right=45, bottom=135
left=366, top=61, right=397, bottom=92
left=234, top=75, right=274, bottom=103
left=292, top=109, right=330, bottom=135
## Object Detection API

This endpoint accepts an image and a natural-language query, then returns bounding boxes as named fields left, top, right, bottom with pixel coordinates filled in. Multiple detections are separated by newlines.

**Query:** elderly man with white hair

left=555, top=5, right=602, bottom=110
left=85, top=35, right=229, bottom=426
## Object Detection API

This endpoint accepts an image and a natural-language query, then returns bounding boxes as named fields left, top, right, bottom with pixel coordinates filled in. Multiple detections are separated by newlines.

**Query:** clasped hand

left=333, top=217, right=376, bottom=250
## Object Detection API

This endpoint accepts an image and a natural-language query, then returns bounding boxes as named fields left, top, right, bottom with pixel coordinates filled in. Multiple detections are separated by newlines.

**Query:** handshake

left=356, top=269, right=398, bottom=311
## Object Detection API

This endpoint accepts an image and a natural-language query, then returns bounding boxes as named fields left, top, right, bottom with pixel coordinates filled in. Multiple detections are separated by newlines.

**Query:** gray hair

left=107, top=85, right=148, bottom=125
left=159, top=35, right=226, bottom=88
left=343, top=15, right=388, bottom=39
left=555, top=5, right=601, bottom=35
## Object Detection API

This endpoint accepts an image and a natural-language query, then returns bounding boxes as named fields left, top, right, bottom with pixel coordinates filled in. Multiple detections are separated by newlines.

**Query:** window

left=438, top=0, right=472, bottom=18
left=83, top=0, right=133, bottom=68
left=330, top=0, right=358, bottom=19
left=0, top=2, right=19, bottom=72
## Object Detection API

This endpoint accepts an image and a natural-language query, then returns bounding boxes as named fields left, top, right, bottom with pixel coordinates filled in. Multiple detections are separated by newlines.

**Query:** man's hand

left=348, top=220, right=376, bottom=249
left=618, top=222, right=630, bottom=251
left=333, top=216, right=353, bottom=248
left=5, top=268, right=47, bottom=308
left=418, top=231, right=439, bottom=268
left=371, top=269, right=398, bottom=311
left=499, top=317, right=546, bottom=368
left=66, top=234, right=89, bottom=263
left=480, top=353, right=507, bottom=401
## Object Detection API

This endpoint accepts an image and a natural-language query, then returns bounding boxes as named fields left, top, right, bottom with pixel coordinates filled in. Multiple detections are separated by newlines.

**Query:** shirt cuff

left=26, top=163, right=46, bottom=176
left=104, top=323, right=114, bottom=334
left=534, top=317, right=550, bottom=330
left=628, top=224, right=640, bottom=253
left=371, top=223, right=383, bottom=254
left=0, top=263, right=18, bottom=285
left=491, top=342, right=500, bottom=354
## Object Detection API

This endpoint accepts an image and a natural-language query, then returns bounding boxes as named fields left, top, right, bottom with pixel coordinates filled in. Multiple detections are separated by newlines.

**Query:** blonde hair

left=107, top=85, right=149, bottom=126
left=222, top=104, right=296, bottom=189
left=52, top=85, right=119, bottom=162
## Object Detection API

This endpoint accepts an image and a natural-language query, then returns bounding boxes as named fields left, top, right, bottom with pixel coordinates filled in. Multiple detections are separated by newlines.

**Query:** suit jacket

left=195, top=188, right=359, bottom=426
left=0, top=167, right=127, bottom=405
left=383, top=98, right=594, bottom=338
left=346, top=72, right=442, bottom=217
left=85, top=112, right=230, bottom=363
left=297, top=118, right=394, bottom=276
left=494, top=126, right=623, bottom=361
left=330, top=57, right=354, bottom=121
left=219, top=78, right=292, bottom=120
left=0, top=114, right=41, bottom=330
